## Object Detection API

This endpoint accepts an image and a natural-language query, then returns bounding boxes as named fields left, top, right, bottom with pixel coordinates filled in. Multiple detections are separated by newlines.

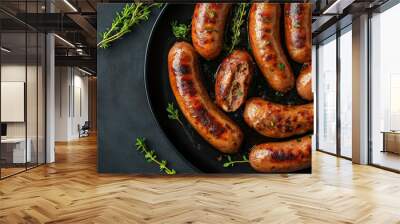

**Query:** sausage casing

left=215, top=50, right=254, bottom=112
left=249, top=3, right=295, bottom=93
left=284, top=3, right=312, bottom=63
left=296, top=63, right=313, bottom=101
left=249, top=136, right=312, bottom=173
left=168, top=42, right=243, bottom=154
left=243, top=97, right=313, bottom=138
left=192, top=3, right=232, bottom=60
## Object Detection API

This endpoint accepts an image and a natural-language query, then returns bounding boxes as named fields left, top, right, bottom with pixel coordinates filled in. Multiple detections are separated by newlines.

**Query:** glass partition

left=0, top=1, right=46, bottom=179
left=1, top=31, right=28, bottom=177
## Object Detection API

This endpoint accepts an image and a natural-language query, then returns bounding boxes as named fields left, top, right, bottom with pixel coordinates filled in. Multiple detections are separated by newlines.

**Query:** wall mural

left=97, top=2, right=313, bottom=174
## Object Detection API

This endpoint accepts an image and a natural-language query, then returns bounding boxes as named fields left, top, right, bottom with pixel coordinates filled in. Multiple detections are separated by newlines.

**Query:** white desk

left=1, top=138, right=31, bottom=163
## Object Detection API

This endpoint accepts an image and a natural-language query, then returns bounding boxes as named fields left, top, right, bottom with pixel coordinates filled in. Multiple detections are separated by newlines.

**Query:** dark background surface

left=97, top=4, right=197, bottom=174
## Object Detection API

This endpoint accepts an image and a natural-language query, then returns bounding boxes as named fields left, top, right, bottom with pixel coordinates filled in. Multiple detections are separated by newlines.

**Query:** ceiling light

left=1, top=47, right=11, bottom=53
left=54, top=34, right=75, bottom=48
left=63, top=0, right=78, bottom=12
left=322, top=0, right=354, bottom=15
left=78, top=67, right=93, bottom=76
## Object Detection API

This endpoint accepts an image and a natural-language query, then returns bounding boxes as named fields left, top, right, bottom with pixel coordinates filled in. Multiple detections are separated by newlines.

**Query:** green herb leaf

left=223, top=154, right=249, bottom=168
left=98, top=3, right=163, bottom=49
left=171, top=20, right=190, bottom=40
left=278, top=63, right=285, bottom=71
left=226, top=3, right=249, bottom=54
left=135, top=137, right=176, bottom=175
left=167, top=102, right=184, bottom=127
left=296, top=138, right=301, bottom=142
left=236, top=89, right=244, bottom=97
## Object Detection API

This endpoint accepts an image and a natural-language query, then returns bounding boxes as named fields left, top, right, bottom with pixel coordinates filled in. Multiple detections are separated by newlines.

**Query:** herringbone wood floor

left=1, top=135, right=400, bottom=224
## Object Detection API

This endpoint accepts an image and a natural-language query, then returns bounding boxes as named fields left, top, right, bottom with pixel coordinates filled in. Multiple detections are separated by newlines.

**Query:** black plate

left=145, top=4, right=312, bottom=173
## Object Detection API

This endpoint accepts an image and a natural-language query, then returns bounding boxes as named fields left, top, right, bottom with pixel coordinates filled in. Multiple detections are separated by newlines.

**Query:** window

left=317, top=35, right=337, bottom=154
left=339, top=27, right=352, bottom=158
left=370, top=3, right=400, bottom=171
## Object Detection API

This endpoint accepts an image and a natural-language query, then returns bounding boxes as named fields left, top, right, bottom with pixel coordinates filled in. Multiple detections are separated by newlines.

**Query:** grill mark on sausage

left=263, top=54, right=275, bottom=62
left=191, top=105, right=226, bottom=137
left=176, top=76, right=196, bottom=97
left=294, top=37, right=306, bottom=48
left=173, top=63, right=191, bottom=76
left=271, top=150, right=296, bottom=161
left=292, top=29, right=306, bottom=48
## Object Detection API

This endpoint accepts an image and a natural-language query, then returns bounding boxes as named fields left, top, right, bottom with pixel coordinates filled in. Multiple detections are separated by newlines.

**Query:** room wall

left=1, top=64, right=41, bottom=139
left=54, top=66, right=89, bottom=141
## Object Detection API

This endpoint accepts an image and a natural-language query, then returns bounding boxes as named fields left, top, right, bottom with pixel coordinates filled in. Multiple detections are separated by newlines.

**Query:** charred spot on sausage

left=173, top=63, right=191, bottom=76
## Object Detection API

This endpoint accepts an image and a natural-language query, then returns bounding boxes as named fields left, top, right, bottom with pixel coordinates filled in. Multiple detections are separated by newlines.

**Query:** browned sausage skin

left=296, top=63, right=313, bottom=101
left=249, top=3, right=295, bottom=93
left=243, top=97, right=313, bottom=138
left=284, top=3, right=312, bottom=63
left=215, top=50, right=254, bottom=112
left=168, top=42, right=243, bottom=154
left=249, top=136, right=311, bottom=173
left=192, top=3, right=232, bottom=60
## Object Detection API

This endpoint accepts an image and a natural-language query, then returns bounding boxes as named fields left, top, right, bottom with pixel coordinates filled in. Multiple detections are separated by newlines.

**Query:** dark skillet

left=144, top=4, right=312, bottom=173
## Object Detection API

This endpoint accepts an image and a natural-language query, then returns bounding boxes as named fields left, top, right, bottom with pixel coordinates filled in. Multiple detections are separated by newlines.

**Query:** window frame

left=315, top=24, right=353, bottom=161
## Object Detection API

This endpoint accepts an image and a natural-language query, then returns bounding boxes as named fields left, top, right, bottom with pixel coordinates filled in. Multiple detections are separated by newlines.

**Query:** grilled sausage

left=249, top=136, right=311, bottom=173
left=243, top=97, right=313, bottom=138
left=284, top=3, right=312, bottom=63
left=249, top=3, right=294, bottom=93
left=296, top=63, right=313, bottom=101
left=168, top=42, right=243, bottom=154
left=215, top=50, right=254, bottom=112
left=192, top=3, right=232, bottom=60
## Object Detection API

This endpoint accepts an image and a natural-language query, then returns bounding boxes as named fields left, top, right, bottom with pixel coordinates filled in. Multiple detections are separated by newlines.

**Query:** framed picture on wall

left=1, top=81, right=25, bottom=123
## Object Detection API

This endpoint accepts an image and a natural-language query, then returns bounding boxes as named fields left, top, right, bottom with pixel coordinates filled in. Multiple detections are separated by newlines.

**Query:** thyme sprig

left=223, top=155, right=249, bottom=167
left=135, top=137, right=176, bottom=175
left=171, top=21, right=190, bottom=40
left=98, top=3, right=162, bottom=49
left=227, top=3, right=249, bottom=54
left=167, top=102, right=184, bottom=126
